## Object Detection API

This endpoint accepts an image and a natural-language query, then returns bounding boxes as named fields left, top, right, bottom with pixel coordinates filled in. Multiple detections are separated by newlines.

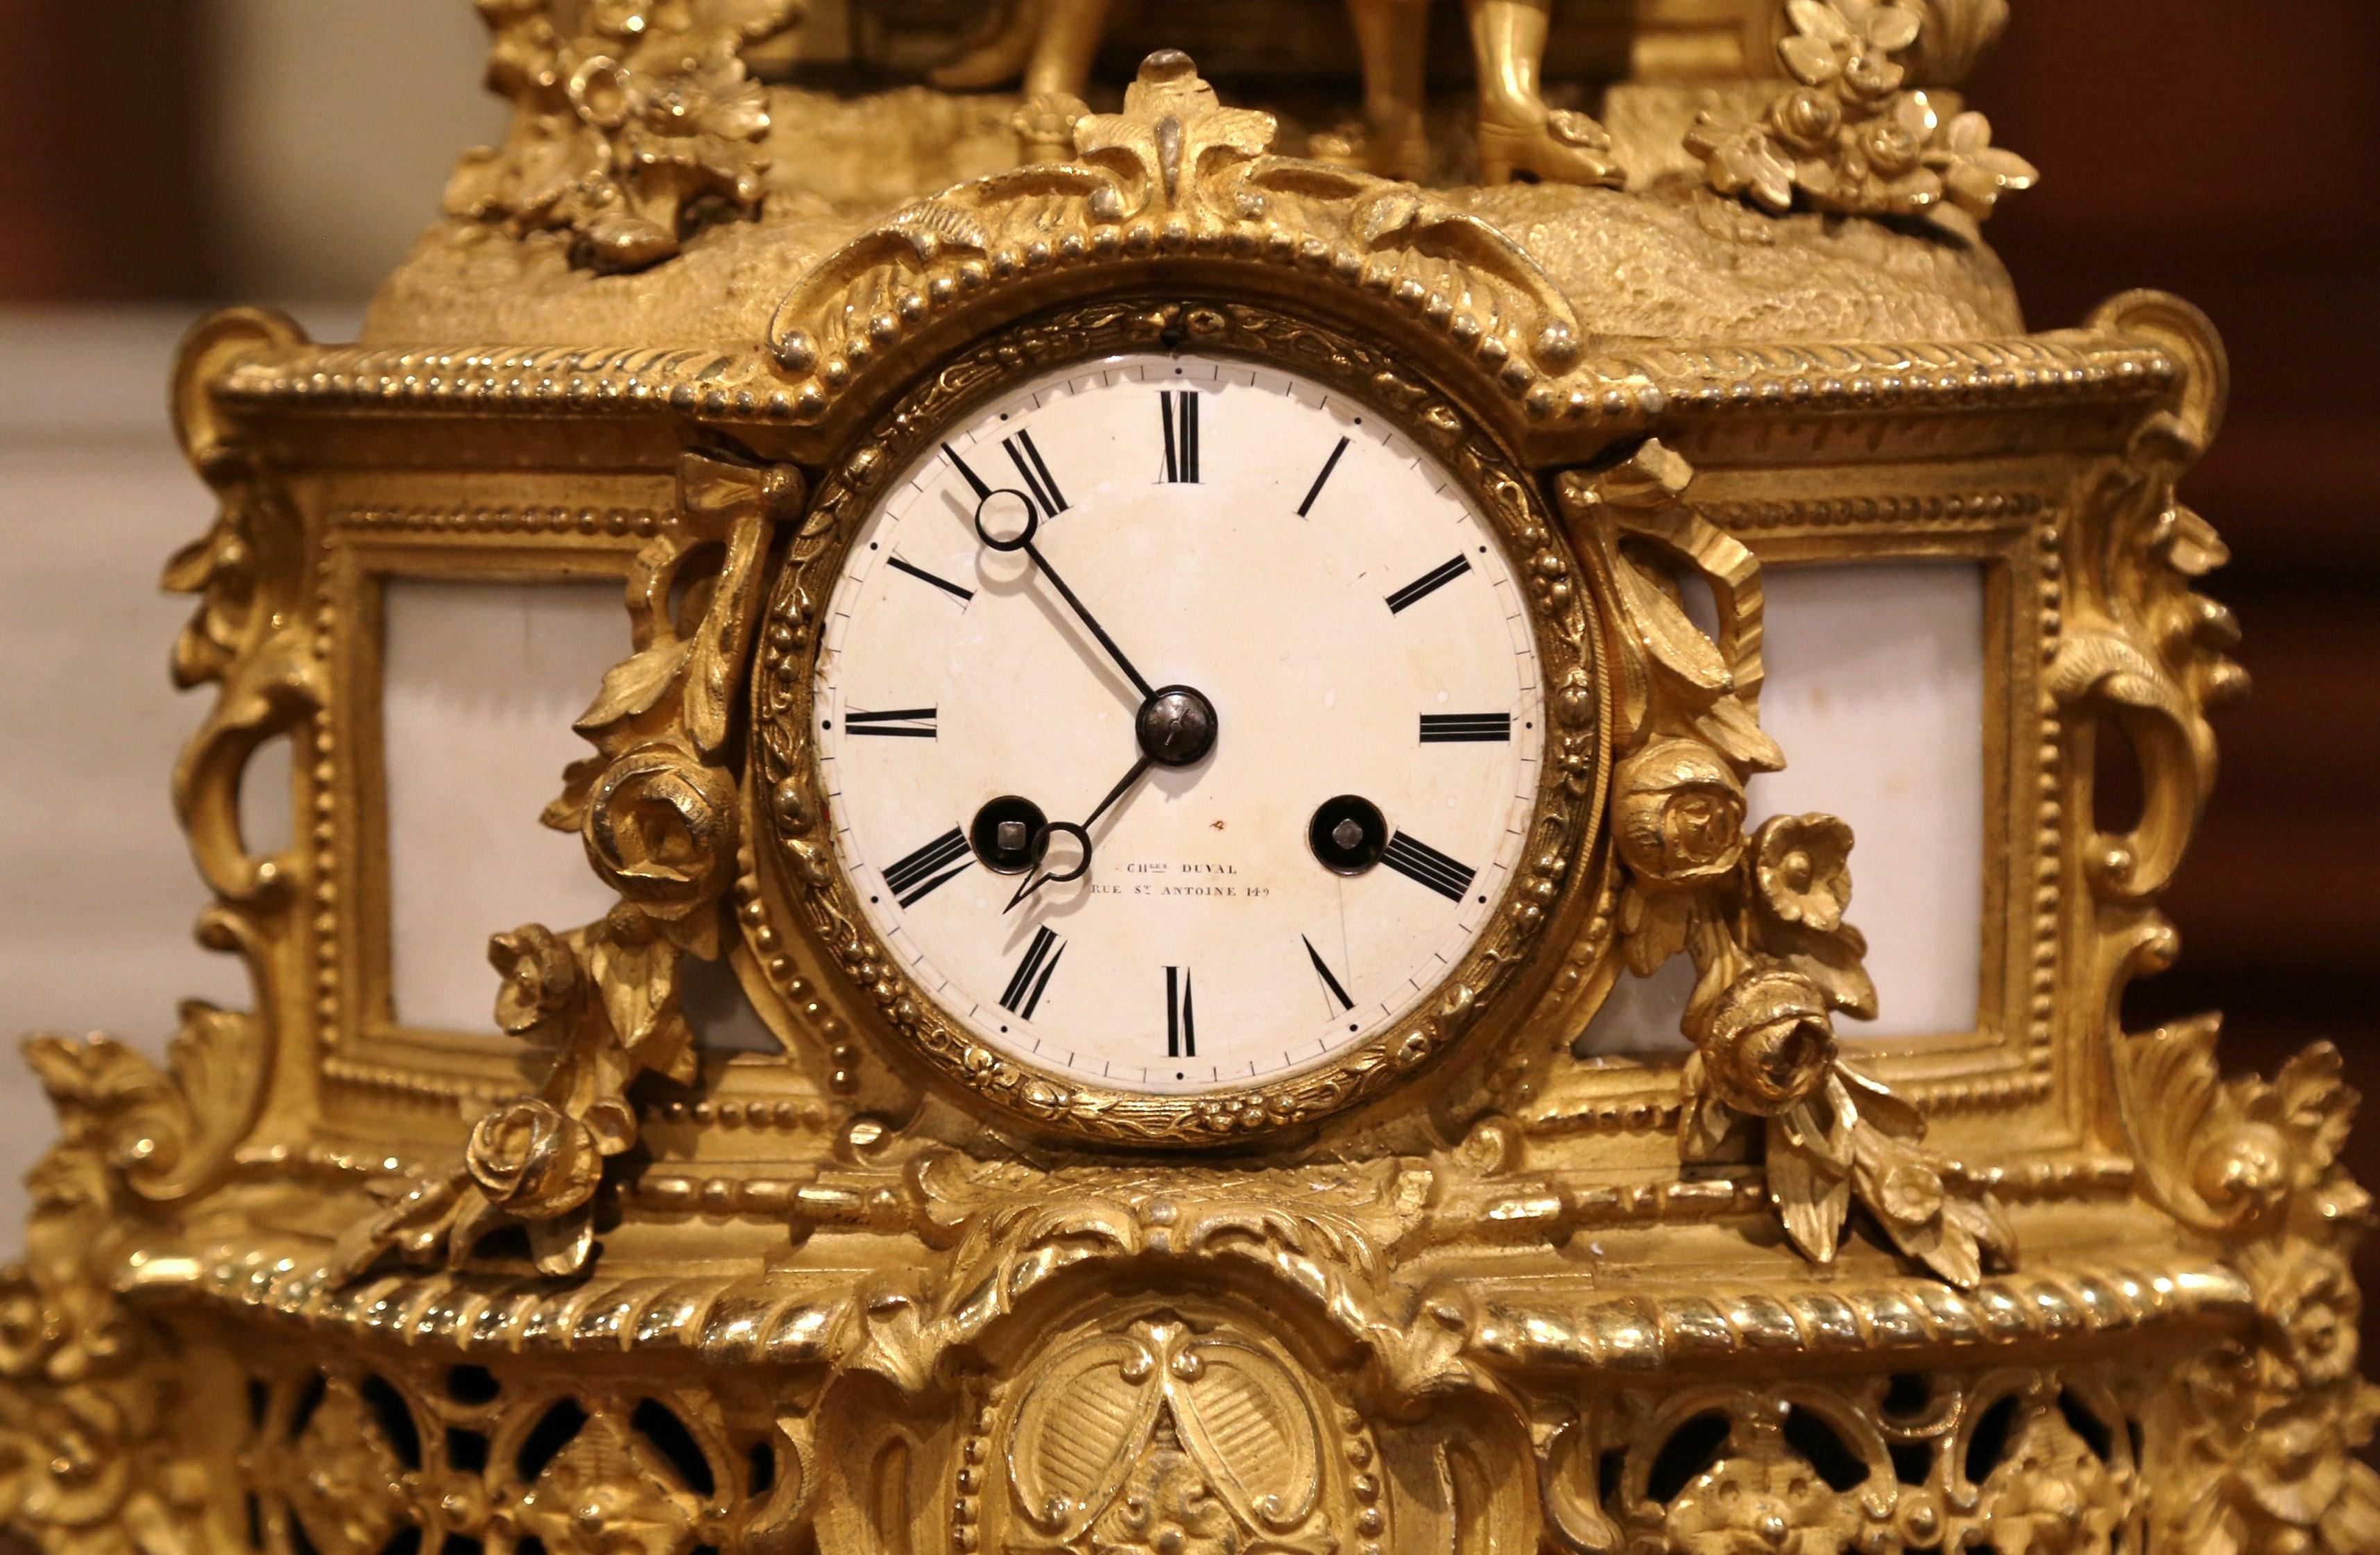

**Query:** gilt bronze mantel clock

left=6, top=3, right=2374, bottom=1552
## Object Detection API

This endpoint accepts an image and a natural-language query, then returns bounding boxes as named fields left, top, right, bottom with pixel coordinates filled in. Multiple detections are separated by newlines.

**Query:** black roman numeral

left=844, top=707, right=936, bottom=738
left=882, top=826, right=971, bottom=906
left=1002, top=430, right=1067, bottom=518
left=1301, top=935, right=1354, bottom=1014
left=1161, top=390, right=1201, bottom=484
left=886, top=554, right=974, bottom=603
left=1381, top=831, right=1478, bottom=903
left=1419, top=713, right=1512, bottom=743
left=1297, top=436, right=1350, bottom=517
left=1166, top=965, right=1197, bottom=1058
left=1385, top=555, right=1472, bottom=614
left=1000, top=926, right=1065, bottom=1019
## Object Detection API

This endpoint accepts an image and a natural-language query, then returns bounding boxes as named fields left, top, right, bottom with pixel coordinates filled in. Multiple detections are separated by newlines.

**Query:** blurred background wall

left=1968, top=1, right=2380, bottom=1316
left=0, top=0, right=509, bottom=1252
left=1, top=0, right=2374, bottom=1362
left=1, top=0, right=501, bottom=305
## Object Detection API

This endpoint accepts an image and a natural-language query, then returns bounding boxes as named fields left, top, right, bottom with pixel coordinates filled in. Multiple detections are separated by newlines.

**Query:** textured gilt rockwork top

left=368, top=0, right=2030, bottom=346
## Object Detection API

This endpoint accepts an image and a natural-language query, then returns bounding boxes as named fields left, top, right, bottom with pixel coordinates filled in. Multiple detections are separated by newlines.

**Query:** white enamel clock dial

left=814, top=354, right=1546, bottom=1096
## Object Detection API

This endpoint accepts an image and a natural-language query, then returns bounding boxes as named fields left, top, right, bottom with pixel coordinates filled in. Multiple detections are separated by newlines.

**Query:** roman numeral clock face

left=813, top=354, right=1546, bottom=1098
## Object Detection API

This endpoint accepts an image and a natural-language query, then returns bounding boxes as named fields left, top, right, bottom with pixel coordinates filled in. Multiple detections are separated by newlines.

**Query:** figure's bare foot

left=1367, top=108, right=1432, bottom=182
left=1476, top=102, right=1624, bottom=186
left=1307, top=126, right=1367, bottom=170
left=1310, top=117, right=1430, bottom=182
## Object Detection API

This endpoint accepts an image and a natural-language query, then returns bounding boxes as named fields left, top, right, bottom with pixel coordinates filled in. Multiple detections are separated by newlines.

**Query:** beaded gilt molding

left=748, top=297, right=1609, bottom=1146
left=6, top=17, right=2375, bottom=1555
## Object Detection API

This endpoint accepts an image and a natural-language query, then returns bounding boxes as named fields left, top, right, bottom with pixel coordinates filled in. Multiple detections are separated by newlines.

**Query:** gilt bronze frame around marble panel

left=262, top=323, right=2170, bottom=1184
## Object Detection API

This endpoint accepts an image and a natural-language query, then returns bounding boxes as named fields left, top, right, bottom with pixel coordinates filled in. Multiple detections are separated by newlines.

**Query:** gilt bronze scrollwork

left=3, top=9, right=2369, bottom=1555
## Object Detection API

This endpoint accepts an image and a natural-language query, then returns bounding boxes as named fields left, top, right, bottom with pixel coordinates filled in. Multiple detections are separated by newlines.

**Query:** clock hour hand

left=968, top=481, right=1156, bottom=700
left=1082, top=752, right=1156, bottom=831
left=1001, top=822, right=1091, bottom=916
left=1004, top=753, right=1154, bottom=915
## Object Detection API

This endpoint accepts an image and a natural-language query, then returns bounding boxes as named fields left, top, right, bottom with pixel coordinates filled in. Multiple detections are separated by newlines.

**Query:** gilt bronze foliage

left=3, top=9, right=2365, bottom=1555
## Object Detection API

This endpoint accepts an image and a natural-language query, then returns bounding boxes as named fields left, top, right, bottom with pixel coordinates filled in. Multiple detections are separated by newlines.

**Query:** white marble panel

left=1581, top=560, right=1987, bottom=1052
left=382, top=579, right=626, bottom=1033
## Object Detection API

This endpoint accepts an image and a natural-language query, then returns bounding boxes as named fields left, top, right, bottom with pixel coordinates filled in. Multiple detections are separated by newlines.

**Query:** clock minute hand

left=1021, top=540, right=1156, bottom=701
left=1004, top=754, right=1154, bottom=915
left=966, top=477, right=1155, bottom=701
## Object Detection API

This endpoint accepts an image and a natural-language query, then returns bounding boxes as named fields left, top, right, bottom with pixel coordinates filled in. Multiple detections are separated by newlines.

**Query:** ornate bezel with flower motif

left=744, top=296, right=1609, bottom=1146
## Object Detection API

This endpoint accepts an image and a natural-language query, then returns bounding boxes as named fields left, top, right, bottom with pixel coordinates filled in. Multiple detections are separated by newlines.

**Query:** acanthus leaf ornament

left=0, top=307, right=312, bottom=1554
left=0, top=1033, right=232, bottom=1555
left=824, top=1146, right=1491, bottom=1406
left=2043, top=289, right=2380, bottom=1555
left=1559, top=440, right=2014, bottom=1289
left=1686, top=0, right=2038, bottom=227
left=1070, top=49, right=1278, bottom=218
left=762, top=53, right=1602, bottom=419
left=167, top=311, right=323, bottom=909
left=2050, top=346, right=2249, bottom=903
left=2118, top=1026, right=2380, bottom=1554
left=332, top=452, right=803, bottom=1282
left=20, top=982, right=270, bottom=1216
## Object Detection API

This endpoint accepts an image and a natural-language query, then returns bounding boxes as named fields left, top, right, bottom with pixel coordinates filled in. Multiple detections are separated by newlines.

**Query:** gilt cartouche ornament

left=6, top=3, right=2374, bottom=1552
